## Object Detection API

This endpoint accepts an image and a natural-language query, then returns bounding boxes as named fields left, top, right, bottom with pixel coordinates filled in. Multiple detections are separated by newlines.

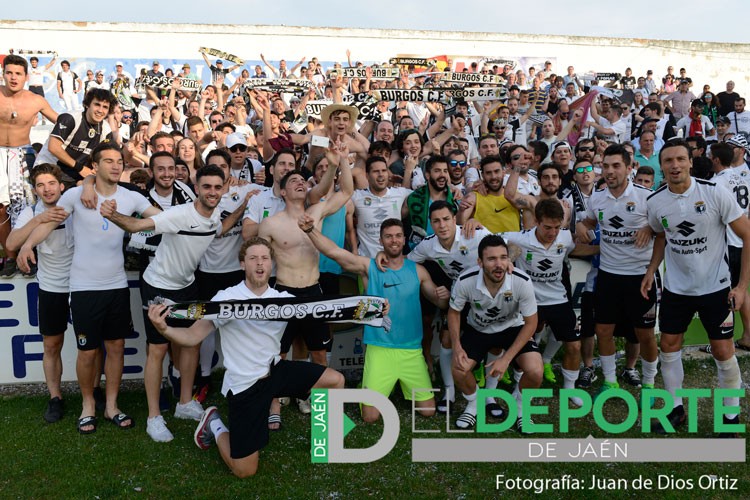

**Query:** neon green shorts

left=362, top=344, right=434, bottom=402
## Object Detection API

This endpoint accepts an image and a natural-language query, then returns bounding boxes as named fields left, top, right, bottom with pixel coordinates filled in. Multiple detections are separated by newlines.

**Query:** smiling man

left=17, top=143, right=154, bottom=435
left=99, top=163, right=250, bottom=442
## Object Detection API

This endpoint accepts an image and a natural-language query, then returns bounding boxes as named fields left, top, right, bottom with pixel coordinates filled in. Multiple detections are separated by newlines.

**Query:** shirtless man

left=258, top=143, right=354, bottom=364
left=0, top=54, right=58, bottom=274
left=309, top=104, right=369, bottom=165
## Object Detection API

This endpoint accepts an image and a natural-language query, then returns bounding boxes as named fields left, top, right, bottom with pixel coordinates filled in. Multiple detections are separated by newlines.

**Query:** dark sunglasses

left=122, top=115, right=133, bottom=120
left=575, top=165, right=594, bottom=174
left=229, top=145, right=247, bottom=153
left=511, top=154, right=523, bottom=161
left=450, top=160, right=467, bottom=167
left=577, top=146, right=594, bottom=152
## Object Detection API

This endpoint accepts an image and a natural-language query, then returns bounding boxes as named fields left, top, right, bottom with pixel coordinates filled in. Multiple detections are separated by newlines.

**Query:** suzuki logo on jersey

left=448, top=261, right=464, bottom=274
left=676, top=220, right=696, bottom=237
left=608, top=215, right=624, bottom=229
left=537, top=258, right=553, bottom=272
left=373, top=207, right=389, bottom=220
left=485, top=306, right=502, bottom=318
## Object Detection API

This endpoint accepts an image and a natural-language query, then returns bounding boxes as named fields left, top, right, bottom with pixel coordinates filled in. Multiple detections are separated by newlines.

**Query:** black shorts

left=38, top=289, right=70, bottom=336
left=659, top=287, right=734, bottom=340
left=227, top=360, right=326, bottom=459
left=277, top=283, right=329, bottom=352
left=613, top=320, right=638, bottom=344
left=728, top=246, right=742, bottom=288
left=70, top=288, right=132, bottom=351
left=594, top=270, right=656, bottom=329
left=460, top=324, right=539, bottom=365
left=196, top=269, right=244, bottom=301
left=140, top=279, right=198, bottom=345
left=538, top=302, right=579, bottom=342
left=419, top=260, right=451, bottom=312
left=29, top=85, right=44, bottom=97
left=318, top=272, right=341, bottom=296
left=580, top=291, right=595, bottom=339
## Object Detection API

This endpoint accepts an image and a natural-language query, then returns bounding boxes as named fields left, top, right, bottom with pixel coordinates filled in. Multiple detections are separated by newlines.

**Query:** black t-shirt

left=547, top=98, right=561, bottom=116
left=620, top=76, right=636, bottom=90
left=209, top=65, right=230, bottom=83
left=717, top=91, right=741, bottom=117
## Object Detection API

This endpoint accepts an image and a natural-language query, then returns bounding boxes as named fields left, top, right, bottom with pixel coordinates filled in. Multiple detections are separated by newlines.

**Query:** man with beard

left=447, top=150, right=468, bottom=194
left=457, top=155, right=528, bottom=233
left=299, top=216, right=448, bottom=423
left=404, top=155, right=458, bottom=250
left=99, top=164, right=249, bottom=442
left=536, top=164, right=573, bottom=229
left=0, top=55, right=58, bottom=276
left=450, top=234, right=542, bottom=432
left=578, top=144, right=658, bottom=397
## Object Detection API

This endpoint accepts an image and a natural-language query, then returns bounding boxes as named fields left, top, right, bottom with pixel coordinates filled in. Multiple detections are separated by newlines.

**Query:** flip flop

left=485, top=402, right=505, bottom=418
left=268, top=413, right=282, bottom=431
left=455, top=412, right=477, bottom=429
left=77, top=416, right=97, bottom=435
left=105, top=413, right=135, bottom=429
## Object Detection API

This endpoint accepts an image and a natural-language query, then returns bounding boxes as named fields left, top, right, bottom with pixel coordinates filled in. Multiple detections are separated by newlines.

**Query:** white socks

left=659, top=350, right=684, bottom=408
left=715, top=356, right=742, bottom=419
left=641, top=358, right=658, bottom=386
left=600, top=354, right=617, bottom=384
left=439, top=346, right=454, bottom=401
left=209, top=416, right=228, bottom=438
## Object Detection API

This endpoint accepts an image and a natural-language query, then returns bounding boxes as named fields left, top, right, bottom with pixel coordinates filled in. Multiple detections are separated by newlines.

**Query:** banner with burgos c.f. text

left=310, top=388, right=746, bottom=464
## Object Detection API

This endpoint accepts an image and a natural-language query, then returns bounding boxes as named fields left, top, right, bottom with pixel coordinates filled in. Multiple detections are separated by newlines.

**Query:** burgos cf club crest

left=186, top=303, right=206, bottom=320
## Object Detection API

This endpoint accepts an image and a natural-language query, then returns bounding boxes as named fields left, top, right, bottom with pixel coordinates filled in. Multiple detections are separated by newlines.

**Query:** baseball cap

left=679, top=79, right=690, bottom=84
left=152, top=60, right=159, bottom=66
left=553, top=140, right=572, bottom=151
left=716, top=116, right=731, bottom=125
left=216, top=59, right=223, bottom=65
left=225, top=132, right=247, bottom=149
left=115, top=61, right=124, bottom=67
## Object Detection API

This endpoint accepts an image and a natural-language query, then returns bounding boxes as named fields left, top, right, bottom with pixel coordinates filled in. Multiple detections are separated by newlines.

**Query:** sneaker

left=193, top=376, right=210, bottom=404
left=0, top=259, right=17, bottom=278
left=594, top=380, right=619, bottom=401
left=167, top=364, right=181, bottom=399
left=43, top=397, right=64, bottom=423
left=194, top=406, right=219, bottom=450
left=21, top=263, right=37, bottom=278
left=146, top=415, right=174, bottom=442
left=718, top=415, right=741, bottom=439
left=576, top=366, right=597, bottom=388
left=517, top=416, right=534, bottom=435
left=297, top=397, right=312, bottom=415
left=175, top=399, right=204, bottom=421
left=543, top=363, right=557, bottom=383
left=620, top=368, right=642, bottom=388
left=652, top=405, right=686, bottom=435
left=500, top=370, right=512, bottom=385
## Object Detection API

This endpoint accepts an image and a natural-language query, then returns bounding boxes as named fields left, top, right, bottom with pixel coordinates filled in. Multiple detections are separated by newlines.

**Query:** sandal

left=268, top=413, right=282, bottom=431
left=77, top=416, right=97, bottom=435
left=455, top=412, right=477, bottom=429
left=485, top=402, right=505, bottom=419
left=105, top=412, right=135, bottom=429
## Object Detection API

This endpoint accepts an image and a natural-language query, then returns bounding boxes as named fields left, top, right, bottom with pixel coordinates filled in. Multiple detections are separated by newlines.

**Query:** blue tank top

left=364, top=259, right=422, bottom=349
left=319, top=204, right=346, bottom=275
